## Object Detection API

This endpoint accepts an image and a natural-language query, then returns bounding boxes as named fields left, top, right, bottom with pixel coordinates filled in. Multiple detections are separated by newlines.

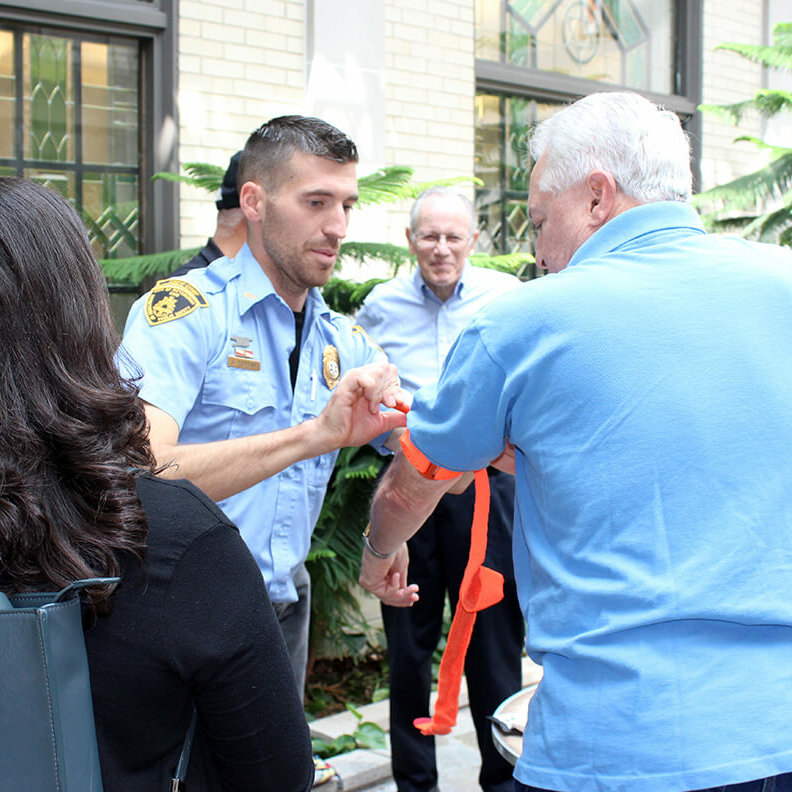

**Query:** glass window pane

left=0, top=31, right=14, bottom=159
left=83, top=171, right=139, bottom=259
left=475, top=92, right=559, bottom=266
left=477, top=0, right=675, bottom=94
left=24, top=167, right=75, bottom=202
left=82, top=41, right=138, bottom=166
left=23, top=34, right=74, bottom=162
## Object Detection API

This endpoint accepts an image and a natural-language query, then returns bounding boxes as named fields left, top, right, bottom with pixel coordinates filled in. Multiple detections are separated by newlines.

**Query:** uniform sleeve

left=353, top=296, right=380, bottom=336
left=119, top=290, right=213, bottom=429
left=408, top=319, right=511, bottom=472
left=164, top=523, right=314, bottom=792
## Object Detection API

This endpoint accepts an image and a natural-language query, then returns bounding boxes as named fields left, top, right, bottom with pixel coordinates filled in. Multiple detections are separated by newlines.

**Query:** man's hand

left=314, top=362, right=409, bottom=452
left=359, top=544, right=419, bottom=608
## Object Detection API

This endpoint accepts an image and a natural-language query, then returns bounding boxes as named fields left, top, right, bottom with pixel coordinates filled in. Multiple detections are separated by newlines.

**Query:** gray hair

left=409, top=187, right=477, bottom=236
left=528, top=92, right=692, bottom=203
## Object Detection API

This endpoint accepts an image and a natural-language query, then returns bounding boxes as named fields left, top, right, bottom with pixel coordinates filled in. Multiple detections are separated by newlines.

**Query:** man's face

left=407, top=193, right=478, bottom=301
left=247, top=151, right=358, bottom=304
left=528, top=155, right=598, bottom=274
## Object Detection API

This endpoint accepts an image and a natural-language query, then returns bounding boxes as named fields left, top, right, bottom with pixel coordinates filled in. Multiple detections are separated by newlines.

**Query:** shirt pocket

left=201, top=365, right=280, bottom=438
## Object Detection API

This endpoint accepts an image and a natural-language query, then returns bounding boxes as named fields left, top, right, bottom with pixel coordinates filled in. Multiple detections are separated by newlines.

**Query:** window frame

left=475, top=1, right=703, bottom=256
left=0, top=0, right=178, bottom=255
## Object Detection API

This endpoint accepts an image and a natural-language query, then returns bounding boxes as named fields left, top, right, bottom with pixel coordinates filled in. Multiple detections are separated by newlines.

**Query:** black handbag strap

left=171, top=709, right=197, bottom=792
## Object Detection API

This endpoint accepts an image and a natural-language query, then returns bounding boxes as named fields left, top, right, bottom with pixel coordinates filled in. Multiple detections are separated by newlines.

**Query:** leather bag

left=0, top=578, right=116, bottom=792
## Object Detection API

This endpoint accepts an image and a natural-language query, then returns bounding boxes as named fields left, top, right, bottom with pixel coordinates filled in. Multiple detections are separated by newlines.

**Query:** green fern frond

left=470, top=251, right=535, bottom=277
left=752, top=89, right=792, bottom=117
left=698, top=100, right=756, bottom=125
left=100, top=248, right=201, bottom=283
left=716, top=40, right=792, bottom=72
left=692, top=152, right=792, bottom=211
left=357, top=166, right=415, bottom=205
left=742, top=204, right=792, bottom=242
left=152, top=162, right=226, bottom=193
left=356, top=167, right=482, bottom=206
left=322, top=276, right=390, bottom=314
left=338, top=241, right=412, bottom=272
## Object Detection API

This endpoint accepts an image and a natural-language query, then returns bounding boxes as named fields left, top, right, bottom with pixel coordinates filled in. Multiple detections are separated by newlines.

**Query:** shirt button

left=247, top=398, right=254, bottom=410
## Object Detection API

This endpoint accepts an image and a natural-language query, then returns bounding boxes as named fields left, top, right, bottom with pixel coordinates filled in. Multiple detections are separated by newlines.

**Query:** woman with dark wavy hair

left=0, top=177, right=313, bottom=791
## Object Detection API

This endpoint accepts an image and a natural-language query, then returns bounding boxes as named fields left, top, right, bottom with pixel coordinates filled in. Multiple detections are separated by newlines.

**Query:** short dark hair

left=238, top=115, right=358, bottom=192
left=0, top=178, right=153, bottom=614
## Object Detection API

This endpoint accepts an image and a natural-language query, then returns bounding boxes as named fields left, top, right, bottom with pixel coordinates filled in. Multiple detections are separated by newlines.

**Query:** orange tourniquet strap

left=400, top=431, right=505, bottom=736
left=400, top=430, right=462, bottom=481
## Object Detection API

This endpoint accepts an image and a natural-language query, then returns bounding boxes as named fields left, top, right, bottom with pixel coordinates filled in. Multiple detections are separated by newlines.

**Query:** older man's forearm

left=367, top=450, right=452, bottom=554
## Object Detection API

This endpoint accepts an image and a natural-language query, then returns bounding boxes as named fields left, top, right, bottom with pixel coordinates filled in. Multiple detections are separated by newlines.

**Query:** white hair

left=528, top=92, right=692, bottom=203
left=409, top=186, right=476, bottom=236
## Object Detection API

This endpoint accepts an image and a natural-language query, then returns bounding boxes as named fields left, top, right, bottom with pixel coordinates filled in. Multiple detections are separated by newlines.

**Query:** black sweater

left=84, top=474, right=313, bottom=791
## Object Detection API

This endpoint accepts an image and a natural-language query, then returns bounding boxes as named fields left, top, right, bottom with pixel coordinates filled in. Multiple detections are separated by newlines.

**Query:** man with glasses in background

left=356, top=187, right=525, bottom=792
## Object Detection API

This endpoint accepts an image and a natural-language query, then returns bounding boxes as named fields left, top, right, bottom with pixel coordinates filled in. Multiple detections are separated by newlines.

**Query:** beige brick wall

left=379, top=0, right=477, bottom=248
left=177, top=0, right=305, bottom=247
left=699, top=0, right=767, bottom=191
left=173, top=0, right=774, bottom=252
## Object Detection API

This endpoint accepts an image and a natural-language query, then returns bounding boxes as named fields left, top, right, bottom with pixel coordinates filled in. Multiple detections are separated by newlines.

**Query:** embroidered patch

left=352, top=323, right=384, bottom=353
left=144, top=279, right=208, bottom=326
left=322, top=345, right=340, bottom=389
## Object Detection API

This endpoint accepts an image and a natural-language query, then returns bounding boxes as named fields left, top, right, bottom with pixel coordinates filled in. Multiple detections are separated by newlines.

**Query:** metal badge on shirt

left=144, top=279, right=208, bottom=326
left=228, top=334, right=260, bottom=371
left=323, top=344, right=340, bottom=389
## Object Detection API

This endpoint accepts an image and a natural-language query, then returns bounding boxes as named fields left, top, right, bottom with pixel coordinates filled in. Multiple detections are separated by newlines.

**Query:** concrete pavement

left=310, top=656, right=541, bottom=792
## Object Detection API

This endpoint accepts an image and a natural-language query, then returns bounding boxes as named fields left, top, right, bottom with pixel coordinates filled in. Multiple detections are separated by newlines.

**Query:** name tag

left=227, top=355, right=260, bottom=371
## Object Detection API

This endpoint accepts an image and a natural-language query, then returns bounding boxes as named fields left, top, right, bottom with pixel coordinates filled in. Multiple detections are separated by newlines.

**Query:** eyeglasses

left=413, top=232, right=472, bottom=251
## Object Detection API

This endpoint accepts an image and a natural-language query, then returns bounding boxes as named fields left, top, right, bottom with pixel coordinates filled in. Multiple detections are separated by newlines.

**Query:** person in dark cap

left=172, top=150, right=247, bottom=277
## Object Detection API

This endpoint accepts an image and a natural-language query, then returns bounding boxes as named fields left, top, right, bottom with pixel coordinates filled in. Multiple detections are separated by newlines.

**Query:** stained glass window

left=474, top=0, right=684, bottom=264
left=0, top=27, right=140, bottom=259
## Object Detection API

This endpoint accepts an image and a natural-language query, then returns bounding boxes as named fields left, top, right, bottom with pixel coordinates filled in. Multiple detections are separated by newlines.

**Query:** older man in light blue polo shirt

left=359, top=93, right=792, bottom=792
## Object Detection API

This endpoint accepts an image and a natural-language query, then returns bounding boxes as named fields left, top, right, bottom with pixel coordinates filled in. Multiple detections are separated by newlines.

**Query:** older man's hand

left=359, top=543, right=419, bottom=608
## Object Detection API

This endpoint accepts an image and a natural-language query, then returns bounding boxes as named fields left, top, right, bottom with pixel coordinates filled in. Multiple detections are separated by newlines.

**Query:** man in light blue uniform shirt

left=359, top=93, right=792, bottom=792
left=356, top=188, right=524, bottom=792
left=120, top=116, right=407, bottom=706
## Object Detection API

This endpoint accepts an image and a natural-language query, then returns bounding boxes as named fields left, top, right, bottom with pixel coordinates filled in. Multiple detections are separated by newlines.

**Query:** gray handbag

left=0, top=578, right=116, bottom=791
left=0, top=577, right=196, bottom=791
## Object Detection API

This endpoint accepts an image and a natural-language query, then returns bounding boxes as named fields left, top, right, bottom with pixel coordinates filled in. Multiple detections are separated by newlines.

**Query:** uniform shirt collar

left=234, top=243, right=331, bottom=318
left=568, top=201, right=706, bottom=269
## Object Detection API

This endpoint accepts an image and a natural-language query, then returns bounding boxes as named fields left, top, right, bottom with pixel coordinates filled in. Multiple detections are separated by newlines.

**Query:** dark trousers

left=515, top=771, right=792, bottom=792
left=382, top=470, right=525, bottom=792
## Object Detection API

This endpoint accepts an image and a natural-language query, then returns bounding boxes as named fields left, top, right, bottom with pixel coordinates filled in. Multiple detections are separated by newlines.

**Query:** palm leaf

left=338, top=241, right=412, bottom=273
left=470, top=250, right=535, bottom=277
left=356, top=166, right=482, bottom=206
left=692, top=152, right=792, bottom=211
left=151, top=162, right=225, bottom=193
left=716, top=40, right=792, bottom=72
left=322, top=277, right=389, bottom=314
left=100, top=248, right=201, bottom=283
left=698, top=100, right=755, bottom=125
left=357, top=166, right=415, bottom=205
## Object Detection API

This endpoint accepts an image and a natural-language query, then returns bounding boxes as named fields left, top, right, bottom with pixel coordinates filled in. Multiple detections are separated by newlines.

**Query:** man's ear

left=587, top=170, right=618, bottom=227
left=405, top=226, right=417, bottom=256
left=239, top=181, right=264, bottom=223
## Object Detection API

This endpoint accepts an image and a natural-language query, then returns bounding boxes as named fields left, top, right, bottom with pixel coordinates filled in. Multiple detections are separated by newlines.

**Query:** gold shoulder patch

left=351, top=324, right=384, bottom=354
left=144, top=279, right=209, bottom=326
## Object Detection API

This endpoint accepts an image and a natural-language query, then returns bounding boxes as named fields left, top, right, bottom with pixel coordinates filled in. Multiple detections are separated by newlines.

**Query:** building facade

left=0, top=0, right=782, bottom=280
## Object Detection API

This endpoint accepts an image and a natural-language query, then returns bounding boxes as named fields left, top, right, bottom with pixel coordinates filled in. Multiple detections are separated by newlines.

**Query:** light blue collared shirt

left=407, top=202, right=792, bottom=791
left=355, top=262, right=519, bottom=394
left=120, top=243, right=384, bottom=602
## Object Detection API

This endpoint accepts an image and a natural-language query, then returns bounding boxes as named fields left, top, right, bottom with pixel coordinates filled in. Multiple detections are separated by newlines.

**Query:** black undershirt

left=289, top=309, right=305, bottom=391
